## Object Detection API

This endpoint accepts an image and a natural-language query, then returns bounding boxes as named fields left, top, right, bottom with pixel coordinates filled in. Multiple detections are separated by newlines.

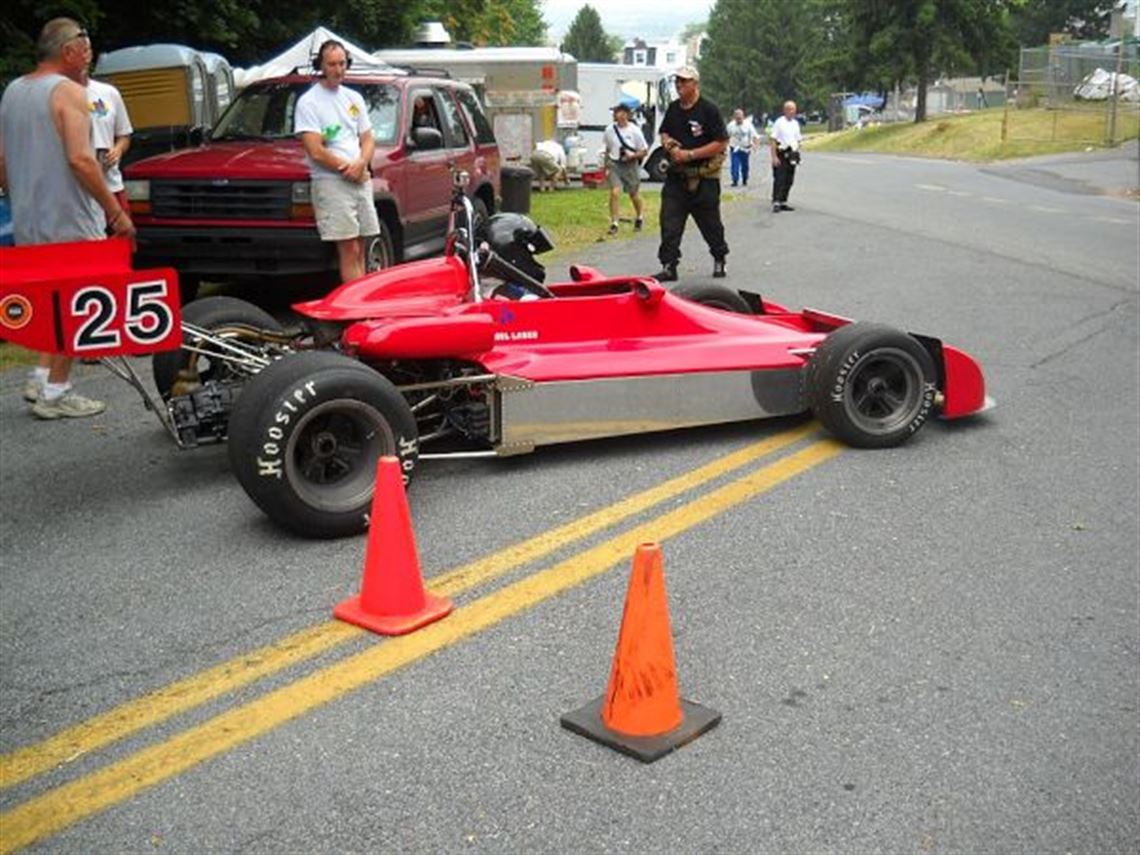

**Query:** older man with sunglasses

left=0, top=18, right=136, bottom=418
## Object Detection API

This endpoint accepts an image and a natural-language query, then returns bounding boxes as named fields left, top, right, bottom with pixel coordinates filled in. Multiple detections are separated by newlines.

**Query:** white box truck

left=574, top=63, right=675, bottom=181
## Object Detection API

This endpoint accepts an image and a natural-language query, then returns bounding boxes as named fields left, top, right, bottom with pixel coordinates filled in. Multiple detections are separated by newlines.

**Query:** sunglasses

left=64, top=29, right=90, bottom=44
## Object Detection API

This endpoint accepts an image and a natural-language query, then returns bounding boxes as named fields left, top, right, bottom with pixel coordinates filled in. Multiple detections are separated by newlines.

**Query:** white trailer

left=373, top=46, right=577, bottom=162
left=574, top=63, right=675, bottom=180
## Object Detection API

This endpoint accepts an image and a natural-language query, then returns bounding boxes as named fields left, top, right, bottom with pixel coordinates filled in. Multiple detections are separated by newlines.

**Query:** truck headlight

left=124, top=180, right=150, bottom=201
left=124, top=179, right=150, bottom=215
left=290, top=181, right=313, bottom=219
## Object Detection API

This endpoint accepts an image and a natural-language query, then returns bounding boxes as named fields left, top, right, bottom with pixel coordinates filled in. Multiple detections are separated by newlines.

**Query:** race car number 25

left=70, top=279, right=175, bottom=352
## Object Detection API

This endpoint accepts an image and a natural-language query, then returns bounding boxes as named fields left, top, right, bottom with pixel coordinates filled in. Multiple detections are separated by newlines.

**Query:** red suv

left=123, top=71, right=500, bottom=299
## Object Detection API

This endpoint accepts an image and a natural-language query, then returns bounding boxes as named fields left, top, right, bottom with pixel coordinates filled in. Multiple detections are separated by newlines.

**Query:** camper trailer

left=374, top=46, right=577, bottom=161
left=95, top=44, right=218, bottom=165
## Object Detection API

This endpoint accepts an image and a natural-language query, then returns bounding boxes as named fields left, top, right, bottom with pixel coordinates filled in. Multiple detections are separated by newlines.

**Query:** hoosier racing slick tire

left=670, top=282, right=753, bottom=313
left=227, top=351, right=419, bottom=539
left=807, top=322, right=937, bottom=449
left=153, top=296, right=283, bottom=399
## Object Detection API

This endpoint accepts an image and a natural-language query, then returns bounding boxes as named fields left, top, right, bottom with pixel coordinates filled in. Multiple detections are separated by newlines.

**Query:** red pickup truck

left=123, top=71, right=501, bottom=300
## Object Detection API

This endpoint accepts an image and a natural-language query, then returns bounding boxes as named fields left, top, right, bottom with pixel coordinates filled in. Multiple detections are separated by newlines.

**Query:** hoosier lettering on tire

left=807, top=322, right=937, bottom=449
left=227, top=351, right=419, bottom=539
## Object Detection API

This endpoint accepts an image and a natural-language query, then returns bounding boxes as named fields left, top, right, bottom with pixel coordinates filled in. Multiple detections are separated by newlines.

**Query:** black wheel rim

left=285, top=399, right=396, bottom=513
left=843, top=348, right=927, bottom=437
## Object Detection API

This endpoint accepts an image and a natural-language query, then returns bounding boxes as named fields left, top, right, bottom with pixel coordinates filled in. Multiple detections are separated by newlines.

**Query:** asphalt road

left=1, top=148, right=1137, bottom=854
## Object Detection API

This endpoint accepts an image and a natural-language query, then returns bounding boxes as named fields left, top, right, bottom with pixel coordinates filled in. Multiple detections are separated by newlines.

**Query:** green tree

left=1010, top=0, right=1113, bottom=45
left=844, top=0, right=1014, bottom=121
left=418, top=0, right=547, bottom=45
left=561, top=5, right=617, bottom=62
left=701, top=0, right=835, bottom=119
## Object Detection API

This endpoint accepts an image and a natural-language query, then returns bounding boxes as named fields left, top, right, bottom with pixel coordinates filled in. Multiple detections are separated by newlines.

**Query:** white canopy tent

left=232, top=27, right=397, bottom=88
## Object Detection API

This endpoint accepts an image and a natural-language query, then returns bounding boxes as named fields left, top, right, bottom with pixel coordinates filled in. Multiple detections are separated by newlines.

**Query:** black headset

left=312, top=40, right=352, bottom=72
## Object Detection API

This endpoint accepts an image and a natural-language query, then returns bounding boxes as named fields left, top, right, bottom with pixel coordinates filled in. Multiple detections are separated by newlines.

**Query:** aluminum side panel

left=497, top=368, right=804, bottom=452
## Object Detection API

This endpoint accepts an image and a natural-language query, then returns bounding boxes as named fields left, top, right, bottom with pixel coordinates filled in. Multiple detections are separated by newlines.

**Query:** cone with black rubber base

left=560, top=543, right=720, bottom=762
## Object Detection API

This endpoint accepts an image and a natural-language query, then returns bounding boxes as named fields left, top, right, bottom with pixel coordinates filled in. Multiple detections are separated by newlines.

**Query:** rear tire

left=670, top=282, right=753, bottom=313
left=153, top=296, right=283, bottom=399
left=807, top=322, right=937, bottom=448
left=227, top=351, right=419, bottom=539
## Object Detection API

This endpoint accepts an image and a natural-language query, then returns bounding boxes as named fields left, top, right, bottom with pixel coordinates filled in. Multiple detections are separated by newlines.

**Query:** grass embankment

left=807, top=104, right=1140, bottom=161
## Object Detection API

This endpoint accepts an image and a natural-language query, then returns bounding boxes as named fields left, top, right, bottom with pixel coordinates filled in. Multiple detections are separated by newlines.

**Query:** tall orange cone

left=333, top=456, right=452, bottom=635
left=561, top=543, right=720, bottom=762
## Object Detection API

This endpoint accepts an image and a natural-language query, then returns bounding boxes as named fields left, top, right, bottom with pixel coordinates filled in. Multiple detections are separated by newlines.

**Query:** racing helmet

left=482, top=213, right=554, bottom=283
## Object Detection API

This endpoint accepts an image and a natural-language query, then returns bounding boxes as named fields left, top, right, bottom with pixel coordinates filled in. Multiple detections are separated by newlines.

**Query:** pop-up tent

left=233, top=27, right=396, bottom=88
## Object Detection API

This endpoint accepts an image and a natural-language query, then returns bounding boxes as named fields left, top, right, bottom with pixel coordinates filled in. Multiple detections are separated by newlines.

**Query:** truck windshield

left=211, top=81, right=401, bottom=144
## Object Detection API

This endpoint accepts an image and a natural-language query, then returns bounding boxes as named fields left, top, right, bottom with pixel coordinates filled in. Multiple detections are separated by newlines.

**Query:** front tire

left=227, top=351, right=419, bottom=538
left=807, top=322, right=937, bottom=449
left=153, top=296, right=283, bottom=399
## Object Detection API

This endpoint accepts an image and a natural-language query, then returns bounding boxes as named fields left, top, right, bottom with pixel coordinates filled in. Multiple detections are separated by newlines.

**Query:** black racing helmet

left=481, top=213, right=554, bottom=282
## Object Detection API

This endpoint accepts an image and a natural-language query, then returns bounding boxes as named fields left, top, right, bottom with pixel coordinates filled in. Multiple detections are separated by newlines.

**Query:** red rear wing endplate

left=0, top=238, right=181, bottom=357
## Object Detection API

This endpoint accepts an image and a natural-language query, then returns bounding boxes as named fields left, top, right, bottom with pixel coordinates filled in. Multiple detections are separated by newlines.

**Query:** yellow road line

left=0, top=423, right=818, bottom=791
left=0, top=440, right=842, bottom=854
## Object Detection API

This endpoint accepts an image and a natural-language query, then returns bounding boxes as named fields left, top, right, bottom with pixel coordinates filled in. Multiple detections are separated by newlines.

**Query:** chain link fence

left=1005, top=43, right=1140, bottom=146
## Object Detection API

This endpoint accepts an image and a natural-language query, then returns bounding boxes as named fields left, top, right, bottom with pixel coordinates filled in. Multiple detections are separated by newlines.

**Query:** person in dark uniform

left=654, top=65, right=729, bottom=281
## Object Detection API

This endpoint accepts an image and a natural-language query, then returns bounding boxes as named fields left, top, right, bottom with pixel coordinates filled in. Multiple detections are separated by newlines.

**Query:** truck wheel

left=807, top=322, right=937, bottom=449
left=645, top=149, right=669, bottom=182
left=670, top=282, right=753, bottom=313
left=365, top=220, right=396, bottom=272
left=227, top=351, right=419, bottom=539
left=153, top=296, right=283, bottom=399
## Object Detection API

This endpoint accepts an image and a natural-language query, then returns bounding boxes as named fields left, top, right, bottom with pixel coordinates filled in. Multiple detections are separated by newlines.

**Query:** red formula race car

left=140, top=181, right=986, bottom=538
left=0, top=180, right=987, bottom=539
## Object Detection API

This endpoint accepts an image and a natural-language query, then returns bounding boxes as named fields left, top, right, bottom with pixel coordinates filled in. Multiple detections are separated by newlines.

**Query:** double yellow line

left=0, top=425, right=842, bottom=852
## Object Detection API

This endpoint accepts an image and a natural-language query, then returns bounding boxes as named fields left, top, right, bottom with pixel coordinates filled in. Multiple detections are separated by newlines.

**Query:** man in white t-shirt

left=602, top=103, right=647, bottom=235
left=769, top=100, right=803, bottom=213
left=86, top=77, right=132, bottom=211
left=294, top=40, right=380, bottom=284
left=725, top=108, right=757, bottom=188
left=530, top=138, right=567, bottom=192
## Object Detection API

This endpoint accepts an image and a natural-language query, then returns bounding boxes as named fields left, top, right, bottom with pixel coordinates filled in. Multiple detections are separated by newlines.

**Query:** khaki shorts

left=311, top=178, right=380, bottom=242
left=607, top=158, right=641, bottom=193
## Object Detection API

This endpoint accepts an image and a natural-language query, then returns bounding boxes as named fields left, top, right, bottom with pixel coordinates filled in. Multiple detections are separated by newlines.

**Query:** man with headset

left=294, top=39, right=379, bottom=284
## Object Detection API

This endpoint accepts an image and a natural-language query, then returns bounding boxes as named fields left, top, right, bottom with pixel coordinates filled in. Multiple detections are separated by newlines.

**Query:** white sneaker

left=32, top=391, right=106, bottom=420
left=22, top=378, right=41, bottom=403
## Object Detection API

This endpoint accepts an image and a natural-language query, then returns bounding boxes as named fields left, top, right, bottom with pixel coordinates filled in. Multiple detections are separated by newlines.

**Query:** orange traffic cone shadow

left=333, top=456, right=452, bottom=635
left=561, top=542, right=720, bottom=762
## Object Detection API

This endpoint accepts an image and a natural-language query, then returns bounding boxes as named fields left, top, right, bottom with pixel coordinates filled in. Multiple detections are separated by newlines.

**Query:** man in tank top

left=0, top=18, right=136, bottom=418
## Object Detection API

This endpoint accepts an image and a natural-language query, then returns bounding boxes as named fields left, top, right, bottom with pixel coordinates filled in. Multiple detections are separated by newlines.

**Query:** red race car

left=1, top=177, right=987, bottom=539
left=151, top=180, right=983, bottom=538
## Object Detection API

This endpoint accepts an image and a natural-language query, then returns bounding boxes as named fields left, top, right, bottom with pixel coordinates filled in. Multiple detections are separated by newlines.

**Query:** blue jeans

left=730, top=149, right=750, bottom=185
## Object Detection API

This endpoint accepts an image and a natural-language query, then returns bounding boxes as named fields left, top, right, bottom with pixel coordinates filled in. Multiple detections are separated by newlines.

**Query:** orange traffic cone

left=333, top=456, right=452, bottom=635
left=561, top=543, right=720, bottom=762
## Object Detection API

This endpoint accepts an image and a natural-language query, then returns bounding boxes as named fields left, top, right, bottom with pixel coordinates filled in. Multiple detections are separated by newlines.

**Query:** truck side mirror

left=409, top=126, right=444, bottom=151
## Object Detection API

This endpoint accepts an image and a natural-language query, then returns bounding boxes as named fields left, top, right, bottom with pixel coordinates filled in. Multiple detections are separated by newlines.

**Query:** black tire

left=153, top=296, right=283, bottom=399
left=471, top=197, right=490, bottom=236
left=807, top=322, right=937, bottom=449
left=227, top=351, right=419, bottom=539
left=364, top=219, right=396, bottom=272
left=670, top=282, right=753, bottom=313
left=645, top=148, right=669, bottom=182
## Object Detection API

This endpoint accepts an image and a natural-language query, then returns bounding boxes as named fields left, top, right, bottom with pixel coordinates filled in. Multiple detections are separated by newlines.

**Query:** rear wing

left=0, top=238, right=181, bottom=357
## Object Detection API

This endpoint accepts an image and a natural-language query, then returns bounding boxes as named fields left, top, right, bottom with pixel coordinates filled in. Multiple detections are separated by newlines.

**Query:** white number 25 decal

left=71, top=280, right=175, bottom=351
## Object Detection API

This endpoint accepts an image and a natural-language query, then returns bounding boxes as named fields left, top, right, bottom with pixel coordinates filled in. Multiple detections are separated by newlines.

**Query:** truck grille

left=151, top=180, right=292, bottom=219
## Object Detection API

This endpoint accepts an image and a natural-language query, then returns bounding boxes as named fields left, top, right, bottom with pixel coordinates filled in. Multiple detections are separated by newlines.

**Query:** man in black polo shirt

left=654, top=65, right=729, bottom=281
